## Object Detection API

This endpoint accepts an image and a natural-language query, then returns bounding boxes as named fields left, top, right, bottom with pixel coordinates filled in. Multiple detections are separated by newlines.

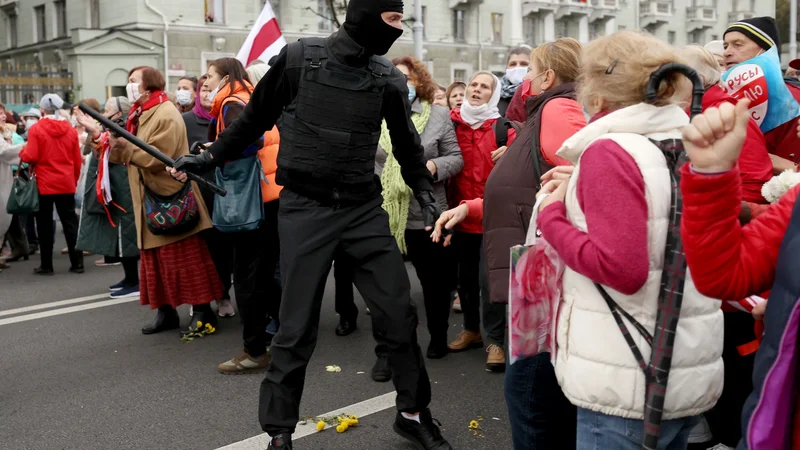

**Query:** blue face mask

left=407, top=83, right=417, bottom=102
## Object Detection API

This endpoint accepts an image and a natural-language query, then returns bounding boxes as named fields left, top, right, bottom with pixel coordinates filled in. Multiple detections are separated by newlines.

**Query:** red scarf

left=126, top=90, right=169, bottom=135
left=95, top=132, right=126, bottom=227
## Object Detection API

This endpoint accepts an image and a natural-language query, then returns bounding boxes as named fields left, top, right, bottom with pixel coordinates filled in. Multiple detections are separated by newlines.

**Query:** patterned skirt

left=139, top=234, right=223, bottom=309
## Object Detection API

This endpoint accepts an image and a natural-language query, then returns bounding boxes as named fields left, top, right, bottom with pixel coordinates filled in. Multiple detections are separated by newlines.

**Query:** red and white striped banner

left=236, top=2, right=287, bottom=67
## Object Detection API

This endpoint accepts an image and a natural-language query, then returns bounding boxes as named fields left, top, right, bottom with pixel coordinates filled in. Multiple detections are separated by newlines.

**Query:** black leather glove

left=416, top=191, right=442, bottom=230
left=172, top=150, right=214, bottom=176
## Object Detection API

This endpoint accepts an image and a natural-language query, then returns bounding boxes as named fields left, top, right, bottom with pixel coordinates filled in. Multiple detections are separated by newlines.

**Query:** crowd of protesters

left=5, top=12, right=800, bottom=450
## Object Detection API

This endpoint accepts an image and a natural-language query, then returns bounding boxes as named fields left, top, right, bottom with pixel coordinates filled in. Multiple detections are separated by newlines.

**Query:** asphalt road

left=0, top=232, right=512, bottom=450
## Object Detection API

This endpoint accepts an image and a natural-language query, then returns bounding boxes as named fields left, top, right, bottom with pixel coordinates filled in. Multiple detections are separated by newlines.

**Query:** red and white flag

left=237, top=2, right=287, bottom=67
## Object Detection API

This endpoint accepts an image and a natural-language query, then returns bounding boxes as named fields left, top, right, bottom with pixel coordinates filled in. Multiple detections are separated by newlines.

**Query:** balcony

left=640, top=1, right=672, bottom=28
left=591, top=0, right=618, bottom=21
left=556, top=0, right=591, bottom=20
left=522, top=0, right=559, bottom=16
left=729, top=11, right=755, bottom=23
left=0, top=0, right=17, bottom=5
left=686, top=6, right=716, bottom=32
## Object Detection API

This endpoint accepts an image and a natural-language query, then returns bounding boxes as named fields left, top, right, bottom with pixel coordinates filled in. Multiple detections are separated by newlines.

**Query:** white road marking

left=0, top=297, right=139, bottom=326
left=0, top=293, right=110, bottom=317
left=216, top=391, right=398, bottom=449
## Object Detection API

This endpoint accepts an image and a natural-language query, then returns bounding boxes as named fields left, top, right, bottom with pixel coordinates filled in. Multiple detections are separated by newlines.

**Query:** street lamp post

left=412, top=0, right=424, bottom=61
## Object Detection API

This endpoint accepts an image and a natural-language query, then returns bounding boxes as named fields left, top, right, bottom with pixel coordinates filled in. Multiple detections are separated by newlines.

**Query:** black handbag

left=138, top=170, right=200, bottom=236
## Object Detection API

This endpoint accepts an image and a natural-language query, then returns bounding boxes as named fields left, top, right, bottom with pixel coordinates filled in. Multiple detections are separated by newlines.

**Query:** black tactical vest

left=278, top=38, right=392, bottom=187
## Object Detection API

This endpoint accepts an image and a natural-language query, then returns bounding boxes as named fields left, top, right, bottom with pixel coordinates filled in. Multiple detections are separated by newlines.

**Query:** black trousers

left=23, top=214, right=38, bottom=246
left=260, top=189, right=431, bottom=434
left=35, top=194, right=82, bottom=270
left=4, top=214, right=28, bottom=256
left=333, top=252, right=359, bottom=321
left=455, top=231, right=505, bottom=346
left=232, top=201, right=281, bottom=358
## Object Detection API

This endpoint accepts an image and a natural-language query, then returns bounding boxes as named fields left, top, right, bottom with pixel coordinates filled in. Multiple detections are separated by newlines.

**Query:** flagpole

left=791, top=0, right=797, bottom=61
left=412, top=0, right=424, bottom=61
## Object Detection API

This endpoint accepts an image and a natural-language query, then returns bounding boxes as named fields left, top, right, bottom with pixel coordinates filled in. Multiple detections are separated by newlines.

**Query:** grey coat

left=376, top=101, right=463, bottom=230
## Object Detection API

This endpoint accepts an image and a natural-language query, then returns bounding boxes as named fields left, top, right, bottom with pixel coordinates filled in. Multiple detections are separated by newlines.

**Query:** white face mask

left=176, top=89, right=193, bottom=106
left=505, top=66, right=529, bottom=85
left=207, top=86, right=220, bottom=103
left=25, top=119, right=37, bottom=128
left=126, top=82, right=142, bottom=103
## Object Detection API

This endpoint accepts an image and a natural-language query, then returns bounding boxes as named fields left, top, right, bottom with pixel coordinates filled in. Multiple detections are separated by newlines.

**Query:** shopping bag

left=213, top=155, right=265, bottom=233
left=508, top=195, right=565, bottom=365
left=6, top=167, right=39, bottom=214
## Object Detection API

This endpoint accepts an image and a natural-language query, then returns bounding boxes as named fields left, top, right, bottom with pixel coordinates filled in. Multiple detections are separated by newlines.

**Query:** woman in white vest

left=534, top=31, right=724, bottom=449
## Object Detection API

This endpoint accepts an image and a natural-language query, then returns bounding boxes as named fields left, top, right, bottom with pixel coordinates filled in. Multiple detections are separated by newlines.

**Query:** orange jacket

left=213, top=85, right=282, bottom=203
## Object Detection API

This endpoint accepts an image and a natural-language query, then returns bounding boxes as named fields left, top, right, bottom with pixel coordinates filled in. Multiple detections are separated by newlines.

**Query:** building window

left=491, top=13, right=503, bottom=44
left=34, top=5, right=46, bottom=42
left=454, top=69, right=466, bottom=82
left=5, top=9, right=17, bottom=48
left=453, top=9, right=466, bottom=43
left=421, top=6, right=427, bottom=40
left=318, top=0, right=333, bottom=32
left=668, top=31, right=676, bottom=44
left=89, top=0, right=100, bottom=28
left=55, top=0, right=67, bottom=37
left=205, top=0, right=225, bottom=24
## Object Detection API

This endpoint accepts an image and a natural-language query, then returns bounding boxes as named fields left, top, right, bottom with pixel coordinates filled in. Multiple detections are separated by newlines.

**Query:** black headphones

left=645, top=63, right=705, bottom=118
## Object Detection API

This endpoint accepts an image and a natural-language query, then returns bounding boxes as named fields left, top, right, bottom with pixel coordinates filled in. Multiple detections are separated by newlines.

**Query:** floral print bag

left=508, top=195, right=565, bottom=365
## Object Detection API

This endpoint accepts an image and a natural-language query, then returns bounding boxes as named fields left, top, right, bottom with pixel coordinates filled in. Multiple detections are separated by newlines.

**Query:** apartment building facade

left=0, top=0, right=777, bottom=104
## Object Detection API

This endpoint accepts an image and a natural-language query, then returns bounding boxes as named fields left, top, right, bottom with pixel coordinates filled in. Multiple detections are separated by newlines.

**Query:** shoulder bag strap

left=594, top=282, right=653, bottom=378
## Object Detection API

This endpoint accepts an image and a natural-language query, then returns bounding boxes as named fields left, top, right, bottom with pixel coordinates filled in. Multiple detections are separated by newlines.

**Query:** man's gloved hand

left=416, top=191, right=443, bottom=232
left=172, top=151, right=214, bottom=176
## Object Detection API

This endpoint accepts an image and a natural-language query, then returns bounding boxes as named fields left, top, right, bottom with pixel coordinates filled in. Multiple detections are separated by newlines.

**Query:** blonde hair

left=679, top=45, right=721, bottom=90
left=468, top=71, right=498, bottom=92
left=578, top=31, right=689, bottom=111
left=530, top=38, right=582, bottom=84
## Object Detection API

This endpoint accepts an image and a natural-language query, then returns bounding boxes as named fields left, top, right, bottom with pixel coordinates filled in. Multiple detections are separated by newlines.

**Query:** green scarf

left=379, top=100, right=432, bottom=254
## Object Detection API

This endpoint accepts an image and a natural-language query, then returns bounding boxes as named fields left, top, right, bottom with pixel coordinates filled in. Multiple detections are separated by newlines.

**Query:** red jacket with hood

left=449, top=108, right=516, bottom=233
left=703, top=85, right=773, bottom=203
left=20, top=117, right=81, bottom=195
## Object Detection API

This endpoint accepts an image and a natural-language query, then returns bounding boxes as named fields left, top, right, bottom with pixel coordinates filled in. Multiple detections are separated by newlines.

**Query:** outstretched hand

left=431, top=203, right=469, bottom=247
left=682, top=98, right=751, bottom=173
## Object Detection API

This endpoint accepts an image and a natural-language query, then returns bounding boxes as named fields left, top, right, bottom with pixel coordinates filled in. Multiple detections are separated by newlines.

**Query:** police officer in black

left=171, top=1, right=452, bottom=449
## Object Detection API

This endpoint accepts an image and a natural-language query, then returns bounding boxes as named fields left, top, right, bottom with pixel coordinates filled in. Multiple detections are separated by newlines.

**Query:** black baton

left=78, top=103, right=227, bottom=197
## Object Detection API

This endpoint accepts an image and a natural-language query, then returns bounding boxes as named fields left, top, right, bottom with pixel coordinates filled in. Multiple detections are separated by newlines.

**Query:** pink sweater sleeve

left=537, top=139, right=649, bottom=295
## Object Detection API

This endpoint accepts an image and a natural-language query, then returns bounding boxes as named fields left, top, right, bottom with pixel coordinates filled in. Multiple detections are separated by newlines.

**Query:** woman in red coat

left=681, top=98, right=800, bottom=450
left=447, top=71, right=516, bottom=368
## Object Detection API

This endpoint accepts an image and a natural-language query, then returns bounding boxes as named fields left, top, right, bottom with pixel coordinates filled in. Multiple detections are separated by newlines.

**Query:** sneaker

left=447, top=330, right=483, bottom=352
left=485, top=344, right=506, bottom=372
left=217, top=299, right=235, bottom=318
left=267, top=434, right=292, bottom=450
left=95, top=258, right=120, bottom=267
left=109, top=280, right=126, bottom=292
left=218, top=351, right=270, bottom=375
left=110, top=285, right=139, bottom=299
left=371, top=355, right=392, bottom=382
left=393, top=409, right=453, bottom=450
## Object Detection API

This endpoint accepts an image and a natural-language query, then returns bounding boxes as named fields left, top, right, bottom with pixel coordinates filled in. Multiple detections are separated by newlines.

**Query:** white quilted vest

left=552, top=104, right=724, bottom=420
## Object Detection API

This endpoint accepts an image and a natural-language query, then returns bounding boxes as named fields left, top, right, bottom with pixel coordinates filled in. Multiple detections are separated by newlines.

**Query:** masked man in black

left=170, top=1, right=452, bottom=449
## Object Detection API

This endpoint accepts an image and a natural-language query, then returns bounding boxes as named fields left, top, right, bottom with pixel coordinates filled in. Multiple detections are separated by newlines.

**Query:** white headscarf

left=459, top=72, right=502, bottom=127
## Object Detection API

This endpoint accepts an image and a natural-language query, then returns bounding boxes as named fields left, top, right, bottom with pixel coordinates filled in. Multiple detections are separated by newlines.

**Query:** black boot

left=426, top=340, right=449, bottom=360
left=371, top=355, right=392, bottom=383
left=267, top=433, right=292, bottom=450
left=393, top=409, right=453, bottom=450
left=335, top=317, right=357, bottom=337
left=180, top=304, right=218, bottom=340
left=142, top=306, right=180, bottom=335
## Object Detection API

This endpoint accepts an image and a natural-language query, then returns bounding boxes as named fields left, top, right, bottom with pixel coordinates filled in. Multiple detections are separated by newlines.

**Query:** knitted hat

left=724, top=16, right=780, bottom=51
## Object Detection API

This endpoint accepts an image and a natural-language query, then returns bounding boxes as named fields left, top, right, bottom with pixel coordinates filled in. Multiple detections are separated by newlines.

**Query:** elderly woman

left=74, top=97, right=140, bottom=298
left=111, top=66, right=221, bottom=338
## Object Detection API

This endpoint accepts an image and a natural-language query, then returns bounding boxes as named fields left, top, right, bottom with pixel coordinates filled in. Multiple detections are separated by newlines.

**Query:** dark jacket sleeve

left=381, top=69, right=433, bottom=195
left=209, top=46, right=292, bottom=163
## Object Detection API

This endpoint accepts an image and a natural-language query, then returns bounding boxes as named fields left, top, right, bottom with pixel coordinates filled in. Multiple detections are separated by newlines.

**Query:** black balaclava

left=342, top=0, right=404, bottom=56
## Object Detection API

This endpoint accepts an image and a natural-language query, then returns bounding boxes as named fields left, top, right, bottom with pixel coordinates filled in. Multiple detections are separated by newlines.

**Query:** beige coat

left=110, top=101, right=211, bottom=250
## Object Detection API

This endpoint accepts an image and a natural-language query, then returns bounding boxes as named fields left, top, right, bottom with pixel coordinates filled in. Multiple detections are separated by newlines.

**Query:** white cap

left=704, top=40, right=724, bottom=57
left=39, top=93, right=64, bottom=111
left=22, top=108, right=42, bottom=119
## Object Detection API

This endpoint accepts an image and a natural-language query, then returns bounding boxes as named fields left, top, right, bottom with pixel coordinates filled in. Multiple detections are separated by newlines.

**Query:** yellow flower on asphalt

left=336, top=423, right=348, bottom=433
left=325, top=365, right=342, bottom=373
left=196, top=321, right=202, bottom=328
left=469, top=420, right=479, bottom=430
left=316, top=421, right=325, bottom=432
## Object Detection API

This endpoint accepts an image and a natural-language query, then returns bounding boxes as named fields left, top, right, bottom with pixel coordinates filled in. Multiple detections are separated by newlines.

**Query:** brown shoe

left=486, top=344, right=506, bottom=372
left=447, top=330, right=483, bottom=352
left=218, top=351, right=270, bottom=375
